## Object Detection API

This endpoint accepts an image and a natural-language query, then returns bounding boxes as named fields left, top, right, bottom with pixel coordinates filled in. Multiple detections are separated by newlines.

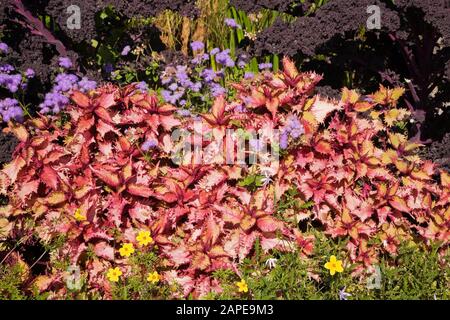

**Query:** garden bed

left=0, top=0, right=449, bottom=300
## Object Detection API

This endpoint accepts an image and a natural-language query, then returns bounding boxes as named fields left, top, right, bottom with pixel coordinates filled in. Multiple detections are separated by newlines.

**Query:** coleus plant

left=0, top=57, right=448, bottom=299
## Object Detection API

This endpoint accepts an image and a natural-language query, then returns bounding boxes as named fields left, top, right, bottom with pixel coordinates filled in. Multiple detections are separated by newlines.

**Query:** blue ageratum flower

left=77, top=77, right=97, bottom=92
left=224, top=18, right=241, bottom=28
left=209, top=48, right=220, bottom=55
left=190, top=41, right=204, bottom=51
left=142, top=139, right=158, bottom=151
left=58, top=57, right=73, bottom=69
left=25, top=68, right=35, bottom=79
left=244, top=72, right=254, bottom=80
left=0, top=98, right=23, bottom=122
left=0, top=42, right=9, bottom=53
left=258, top=62, right=273, bottom=70
left=121, top=45, right=131, bottom=56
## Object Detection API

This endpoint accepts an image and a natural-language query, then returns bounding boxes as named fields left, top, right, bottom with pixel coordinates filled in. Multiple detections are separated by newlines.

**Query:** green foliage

left=216, top=239, right=450, bottom=300
left=1, top=236, right=448, bottom=300
left=238, top=173, right=264, bottom=191
left=0, top=264, right=26, bottom=300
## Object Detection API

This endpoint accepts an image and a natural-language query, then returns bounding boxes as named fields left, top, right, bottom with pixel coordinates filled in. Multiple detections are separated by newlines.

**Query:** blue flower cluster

left=0, top=43, right=32, bottom=122
left=40, top=57, right=97, bottom=114
left=280, top=114, right=305, bottom=149
left=0, top=98, right=23, bottom=123
left=159, top=41, right=250, bottom=108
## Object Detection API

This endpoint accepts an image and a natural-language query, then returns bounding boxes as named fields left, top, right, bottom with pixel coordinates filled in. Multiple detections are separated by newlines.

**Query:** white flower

left=260, top=175, right=273, bottom=187
left=260, top=166, right=276, bottom=187
left=265, top=258, right=278, bottom=269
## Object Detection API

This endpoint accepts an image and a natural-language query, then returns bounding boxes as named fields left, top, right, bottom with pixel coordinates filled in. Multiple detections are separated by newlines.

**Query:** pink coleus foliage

left=1, top=58, right=449, bottom=298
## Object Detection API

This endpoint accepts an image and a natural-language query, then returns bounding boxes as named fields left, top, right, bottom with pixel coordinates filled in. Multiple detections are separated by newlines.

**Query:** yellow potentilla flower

left=370, top=110, right=380, bottom=119
left=106, top=267, right=122, bottom=282
left=147, top=271, right=160, bottom=284
left=324, top=255, right=344, bottom=276
left=119, top=243, right=135, bottom=257
left=236, top=279, right=248, bottom=293
left=74, top=208, right=86, bottom=221
left=136, top=230, right=153, bottom=246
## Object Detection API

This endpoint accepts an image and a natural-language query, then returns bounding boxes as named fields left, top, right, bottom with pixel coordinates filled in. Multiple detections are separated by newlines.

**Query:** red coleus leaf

left=95, top=92, right=116, bottom=109
left=107, top=194, right=126, bottom=227
left=94, top=107, right=114, bottom=124
left=191, top=252, right=211, bottom=271
left=41, top=165, right=59, bottom=189
left=90, top=165, right=121, bottom=188
left=224, top=230, right=258, bottom=262
left=0, top=172, right=10, bottom=195
left=201, top=95, right=230, bottom=126
left=441, top=171, right=450, bottom=189
left=122, top=159, right=133, bottom=182
left=83, top=228, right=113, bottom=242
left=256, top=215, right=280, bottom=233
left=158, top=103, right=178, bottom=114
left=389, top=196, right=410, bottom=213
left=294, top=230, right=315, bottom=256
left=46, top=191, right=67, bottom=206
left=266, top=97, right=279, bottom=118
left=2, top=156, right=26, bottom=182
left=282, top=56, right=299, bottom=80
left=240, top=214, right=256, bottom=231
left=71, top=91, right=90, bottom=108
left=203, top=214, right=221, bottom=248
left=17, top=180, right=39, bottom=201
left=250, top=89, right=266, bottom=107
left=167, top=246, right=191, bottom=266
left=94, top=241, right=114, bottom=261
left=74, top=185, right=91, bottom=199
left=7, top=123, right=29, bottom=142
left=160, top=115, right=181, bottom=131
left=127, top=183, right=154, bottom=198
left=310, top=97, right=341, bottom=123
left=77, top=115, right=95, bottom=132
left=353, top=101, right=374, bottom=112
left=315, top=140, right=332, bottom=154
left=212, top=95, right=226, bottom=120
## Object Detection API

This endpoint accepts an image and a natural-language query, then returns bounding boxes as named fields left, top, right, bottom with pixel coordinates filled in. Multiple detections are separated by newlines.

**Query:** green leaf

left=299, top=200, right=315, bottom=209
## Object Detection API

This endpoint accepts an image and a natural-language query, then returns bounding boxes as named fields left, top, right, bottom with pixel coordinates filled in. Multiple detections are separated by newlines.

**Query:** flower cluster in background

left=1, top=44, right=98, bottom=119
left=158, top=41, right=259, bottom=112
left=0, top=42, right=31, bottom=122
left=39, top=57, right=97, bottom=114
left=280, top=114, right=305, bottom=149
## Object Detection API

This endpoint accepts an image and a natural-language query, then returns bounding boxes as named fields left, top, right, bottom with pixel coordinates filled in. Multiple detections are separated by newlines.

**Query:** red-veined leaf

left=46, top=191, right=67, bottom=206
left=389, top=196, right=409, bottom=213
left=71, top=91, right=90, bottom=108
left=90, top=166, right=121, bottom=188
left=41, top=165, right=59, bottom=189
left=256, top=216, right=279, bottom=233
left=127, top=183, right=153, bottom=198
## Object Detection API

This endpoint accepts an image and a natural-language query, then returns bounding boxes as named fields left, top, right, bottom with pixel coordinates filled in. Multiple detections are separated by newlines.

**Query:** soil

left=0, top=132, right=19, bottom=165
left=419, top=133, right=450, bottom=172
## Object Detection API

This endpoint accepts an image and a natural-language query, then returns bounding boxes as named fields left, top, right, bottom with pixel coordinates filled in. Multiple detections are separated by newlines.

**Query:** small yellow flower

left=370, top=110, right=381, bottom=119
left=74, top=208, right=86, bottom=221
left=119, top=243, right=135, bottom=257
left=324, top=255, right=344, bottom=276
left=147, top=271, right=160, bottom=284
left=136, top=230, right=153, bottom=246
left=106, top=267, right=122, bottom=282
left=236, top=279, right=248, bottom=293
